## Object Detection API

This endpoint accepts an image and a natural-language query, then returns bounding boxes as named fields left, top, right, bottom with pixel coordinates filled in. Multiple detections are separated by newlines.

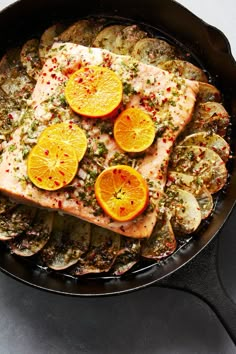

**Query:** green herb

left=123, top=82, right=136, bottom=96
left=22, top=145, right=31, bottom=159
left=96, top=142, right=108, bottom=157
left=8, top=144, right=17, bottom=152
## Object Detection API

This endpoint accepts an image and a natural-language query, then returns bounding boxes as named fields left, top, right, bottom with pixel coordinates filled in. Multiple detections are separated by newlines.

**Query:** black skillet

left=0, top=0, right=236, bottom=296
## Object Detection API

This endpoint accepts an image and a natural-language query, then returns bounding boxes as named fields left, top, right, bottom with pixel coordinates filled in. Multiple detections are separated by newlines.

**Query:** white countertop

left=0, top=0, right=235, bottom=59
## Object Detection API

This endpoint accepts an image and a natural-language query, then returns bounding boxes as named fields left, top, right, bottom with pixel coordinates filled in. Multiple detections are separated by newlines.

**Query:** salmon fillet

left=0, top=43, right=198, bottom=238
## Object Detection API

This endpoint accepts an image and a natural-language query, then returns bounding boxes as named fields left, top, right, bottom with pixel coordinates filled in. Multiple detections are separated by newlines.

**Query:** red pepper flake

left=8, top=113, right=13, bottom=119
left=44, top=149, right=49, bottom=156
left=167, top=175, right=175, bottom=183
left=5, top=169, right=9, bottom=173
left=166, top=87, right=171, bottom=92
left=58, top=200, right=62, bottom=208
left=59, top=170, right=65, bottom=176
left=52, top=58, right=57, bottom=64
left=46, top=81, right=50, bottom=85
left=37, top=177, right=42, bottom=182
left=54, top=181, right=60, bottom=186
left=64, top=153, right=69, bottom=157
left=51, top=73, right=57, bottom=79
left=120, top=207, right=125, bottom=213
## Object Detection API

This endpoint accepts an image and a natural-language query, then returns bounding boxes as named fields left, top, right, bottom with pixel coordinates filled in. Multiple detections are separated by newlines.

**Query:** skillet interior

left=0, top=0, right=236, bottom=296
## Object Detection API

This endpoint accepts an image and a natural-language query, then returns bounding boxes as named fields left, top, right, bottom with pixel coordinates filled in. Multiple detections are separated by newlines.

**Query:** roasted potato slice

left=165, top=187, right=202, bottom=234
left=58, top=18, right=105, bottom=46
left=111, top=238, right=141, bottom=276
left=39, top=23, right=65, bottom=64
left=167, top=171, right=213, bottom=219
left=0, top=205, right=36, bottom=241
left=0, top=47, right=34, bottom=104
left=197, top=82, right=221, bottom=103
left=159, top=59, right=208, bottom=82
left=93, top=24, right=125, bottom=52
left=20, top=39, right=42, bottom=80
left=9, top=210, right=54, bottom=257
left=73, top=225, right=120, bottom=276
left=132, top=38, right=176, bottom=66
left=179, top=132, right=230, bottom=162
left=41, top=213, right=91, bottom=270
left=0, top=47, right=22, bottom=85
left=0, top=194, right=17, bottom=215
left=113, top=25, right=147, bottom=55
left=170, top=145, right=228, bottom=194
left=141, top=215, right=176, bottom=260
left=0, top=88, right=21, bottom=140
left=187, top=102, right=230, bottom=137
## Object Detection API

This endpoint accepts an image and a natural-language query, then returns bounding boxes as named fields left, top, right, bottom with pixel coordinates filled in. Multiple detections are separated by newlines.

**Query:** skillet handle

left=156, top=236, right=236, bottom=344
left=206, top=24, right=232, bottom=54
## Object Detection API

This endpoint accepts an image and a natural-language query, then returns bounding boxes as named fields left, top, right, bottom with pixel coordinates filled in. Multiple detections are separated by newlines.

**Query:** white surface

left=0, top=0, right=235, bottom=58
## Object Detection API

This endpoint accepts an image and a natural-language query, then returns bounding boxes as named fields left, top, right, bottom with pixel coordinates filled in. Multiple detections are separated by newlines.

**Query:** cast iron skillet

left=0, top=0, right=236, bottom=296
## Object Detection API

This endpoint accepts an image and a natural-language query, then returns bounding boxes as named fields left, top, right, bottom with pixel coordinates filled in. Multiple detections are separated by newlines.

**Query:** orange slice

left=95, top=165, right=149, bottom=222
left=114, top=107, right=156, bottom=152
left=38, top=122, right=87, bottom=161
left=27, top=139, right=78, bottom=191
left=65, top=65, right=123, bottom=118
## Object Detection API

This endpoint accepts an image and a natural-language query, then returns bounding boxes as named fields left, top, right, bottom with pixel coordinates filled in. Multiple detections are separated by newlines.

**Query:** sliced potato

left=41, top=213, right=91, bottom=270
left=167, top=171, right=213, bottom=219
left=132, top=38, right=176, bottom=66
left=165, top=187, right=202, bottom=234
left=73, top=225, right=120, bottom=276
left=159, top=59, right=208, bottom=82
left=9, top=210, right=54, bottom=257
left=141, top=215, right=176, bottom=259
left=0, top=47, right=22, bottom=85
left=188, top=102, right=230, bottom=137
left=0, top=88, right=21, bottom=139
left=179, top=132, right=230, bottom=162
left=93, top=24, right=125, bottom=52
left=197, top=82, right=221, bottom=103
left=1, top=73, right=33, bottom=104
left=111, top=238, right=141, bottom=276
left=58, top=18, right=105, bottom=46
left=113, top=24, right=147, bottom=55
left=0, top=48, right=34, bottom=104
left=170, top=145, right=228, bottom=194
left=0, top=205, right=36, bottom=241
left=20, top=39, right=42, bottom=80
left=0, top=194, right=17, bottom=215
left=39, top=23, right=65, bottom=64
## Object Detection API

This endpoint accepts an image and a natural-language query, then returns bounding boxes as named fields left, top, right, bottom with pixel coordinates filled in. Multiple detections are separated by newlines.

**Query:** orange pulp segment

left=95, top=165, right=149, bottom=222
left=114, top=107, right=156, bottom=152
left=27, top=139, right=78, bottom=191
left=38, top=122, right=87, bottom=161
left=65, top=65, right=123, bottom=118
